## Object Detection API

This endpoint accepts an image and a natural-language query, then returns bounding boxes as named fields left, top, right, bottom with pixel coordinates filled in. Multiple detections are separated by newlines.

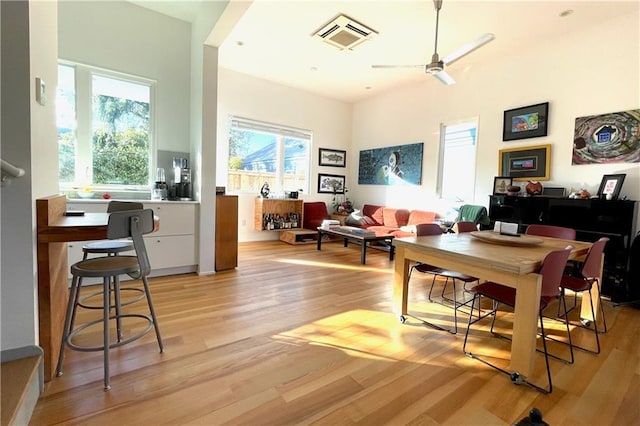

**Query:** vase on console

left=525, top=181, right=542, bottom=196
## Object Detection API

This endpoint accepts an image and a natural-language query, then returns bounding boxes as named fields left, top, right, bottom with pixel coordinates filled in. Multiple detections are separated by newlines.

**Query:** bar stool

left=73, top=201, right=144, bottom=322
left=56, top=209, right=164, bottom=391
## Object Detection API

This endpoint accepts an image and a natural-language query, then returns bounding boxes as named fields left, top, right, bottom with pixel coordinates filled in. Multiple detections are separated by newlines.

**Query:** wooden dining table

left=392, top=230, right=598, bottom=382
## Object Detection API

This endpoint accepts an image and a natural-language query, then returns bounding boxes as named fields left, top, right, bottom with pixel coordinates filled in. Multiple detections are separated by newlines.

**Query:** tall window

left=438, top=119, right=478, bottom=203
left=56, top=62, right=154, bottom=190
left=227, top=116, right=311, bottom=194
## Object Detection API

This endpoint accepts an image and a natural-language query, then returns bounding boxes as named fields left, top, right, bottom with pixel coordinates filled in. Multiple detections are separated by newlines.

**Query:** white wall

left=189, top=0, right=228, bottom=275
left=351, top=11, right=640, bottom=216
left=217, top=68, right=353, bottom=242
left=58, top=1, right=191, bottom=153
left=1, top=0, right=58, bottom=351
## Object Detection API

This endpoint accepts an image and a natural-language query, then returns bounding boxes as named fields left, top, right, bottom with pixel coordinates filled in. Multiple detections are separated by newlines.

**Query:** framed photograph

left=597, top=174, right=626, bottom=200
left=493, top=176, right=513, bottom=195
left=318, top=173, right=345, bottom=194
left=318, top=148, right=346, bottom=167
left=499, top=144, right=551, bottom=181
left=503, top=102, right=549, bottom=141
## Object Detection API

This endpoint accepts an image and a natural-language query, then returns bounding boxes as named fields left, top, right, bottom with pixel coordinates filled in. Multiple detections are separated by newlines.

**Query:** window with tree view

left=56, top=63, right=154, bottom=191
left=228, top=116, right=311, bottom=194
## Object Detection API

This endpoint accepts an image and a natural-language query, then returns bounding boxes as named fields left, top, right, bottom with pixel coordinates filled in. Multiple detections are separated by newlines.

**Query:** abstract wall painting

left=358, top=142, right=423, bottom=186
left=573, top=109, right=640, bottom=164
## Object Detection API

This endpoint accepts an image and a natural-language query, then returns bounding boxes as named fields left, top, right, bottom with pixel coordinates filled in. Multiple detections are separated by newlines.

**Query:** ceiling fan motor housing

left=426, top=53, right=444, bottom=74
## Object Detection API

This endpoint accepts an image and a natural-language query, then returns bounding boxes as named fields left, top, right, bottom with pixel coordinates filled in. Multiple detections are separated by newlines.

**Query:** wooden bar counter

left=36, top=195, right=109, bottom=381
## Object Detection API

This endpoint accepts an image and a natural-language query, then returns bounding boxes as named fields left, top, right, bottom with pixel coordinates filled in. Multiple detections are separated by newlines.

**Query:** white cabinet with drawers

left=66, top=200, right=198, bottom=279
left=143, top=202, right=197, bottom=271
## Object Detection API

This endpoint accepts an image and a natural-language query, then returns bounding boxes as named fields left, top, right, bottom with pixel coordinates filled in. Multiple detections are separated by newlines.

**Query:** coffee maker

left=171, top=157, right=192, bottom=200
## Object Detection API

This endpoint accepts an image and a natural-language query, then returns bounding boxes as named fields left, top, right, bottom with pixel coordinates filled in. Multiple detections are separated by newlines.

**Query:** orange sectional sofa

left=346, top=204, right=440, bottom=237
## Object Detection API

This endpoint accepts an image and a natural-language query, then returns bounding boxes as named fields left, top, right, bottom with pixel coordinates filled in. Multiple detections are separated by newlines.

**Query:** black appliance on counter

left=171, top=157, right=192, bottom=200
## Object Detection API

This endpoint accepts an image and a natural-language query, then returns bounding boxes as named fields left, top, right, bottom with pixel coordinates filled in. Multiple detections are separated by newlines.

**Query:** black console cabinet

left=489, top=195, right=638, bottom=301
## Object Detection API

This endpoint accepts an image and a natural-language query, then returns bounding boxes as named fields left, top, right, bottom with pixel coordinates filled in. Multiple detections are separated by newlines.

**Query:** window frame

left=436, top=117, right=479, bottom=203
left=227, top=115, right=312, bottom=195
left=57, top=60, right=157, bottom=193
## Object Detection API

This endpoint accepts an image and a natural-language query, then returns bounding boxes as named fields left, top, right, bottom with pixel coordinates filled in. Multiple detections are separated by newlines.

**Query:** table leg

left=392, top=246, right=410, bottom=318
left=510, top=272, right=542, bottom=378
left=343, top=238, right=348, bottom=248
left=389, top=242, right=395, bottom=261
left=317, top=230, right=322, bottom=251
left=361, top=241, right=367, bottom=264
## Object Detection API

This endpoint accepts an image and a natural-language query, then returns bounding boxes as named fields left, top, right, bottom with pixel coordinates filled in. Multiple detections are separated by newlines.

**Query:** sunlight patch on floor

left=274, top=258, right=392, bottom=273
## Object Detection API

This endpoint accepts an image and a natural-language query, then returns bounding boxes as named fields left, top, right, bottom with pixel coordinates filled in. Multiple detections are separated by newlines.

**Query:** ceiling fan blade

left=433, top=70, right=455, bottom=85
left=371, top=64, right=424, bottom=69
left=442, top=33, right=495, bottom=66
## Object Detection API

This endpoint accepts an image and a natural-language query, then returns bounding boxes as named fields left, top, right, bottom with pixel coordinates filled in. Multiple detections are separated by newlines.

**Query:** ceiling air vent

left=312, top=14, right=377, bottom=51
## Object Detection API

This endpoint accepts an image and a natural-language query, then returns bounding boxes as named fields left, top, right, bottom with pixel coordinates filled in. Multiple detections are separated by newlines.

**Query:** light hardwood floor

left=31, top=240, right=640, bottom=425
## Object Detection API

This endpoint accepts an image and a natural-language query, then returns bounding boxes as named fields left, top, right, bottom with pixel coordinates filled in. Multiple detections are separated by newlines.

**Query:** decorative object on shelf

left=499, top=144, right=551, bottom=181
left=358, top=142, right=423, bottom=186
left=493, top=176, right=512, bottom=195
left=597, top=173, right=626, bottom=200
left=332, top=187, right=354, bottom=214
left=525, top=180, right=543, bottom=196
left=569, top=188, right=591, bottom=199
left=260, top=182, right=270, bottom=198
left=573, top=109, right=640, bottom=165
left=76, top=188, right=95, bottom=199
left=318, top=173, right=345, bottom=194
left=507, top=185, right=521, bottom=196
left=502, top=102, right=549, bottom=141
left=579, top=188, right=591, bottom=199
left=318, top=148, right=346, bottom=167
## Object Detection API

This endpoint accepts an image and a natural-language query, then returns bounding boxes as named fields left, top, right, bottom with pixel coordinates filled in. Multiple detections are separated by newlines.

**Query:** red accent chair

left=302, top=202, right=330, bottom=230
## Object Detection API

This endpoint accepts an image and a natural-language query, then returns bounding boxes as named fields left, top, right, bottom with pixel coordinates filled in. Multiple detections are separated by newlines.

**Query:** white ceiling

left=132, top=0, right=639, bottom=103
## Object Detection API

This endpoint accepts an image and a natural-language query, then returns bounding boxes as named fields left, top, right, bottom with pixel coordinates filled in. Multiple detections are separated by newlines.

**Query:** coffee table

left=317, top=226, right=395, bottom=264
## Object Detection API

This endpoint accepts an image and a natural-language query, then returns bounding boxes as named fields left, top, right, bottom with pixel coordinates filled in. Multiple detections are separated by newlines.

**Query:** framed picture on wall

left=499, top=144, right=551, bottom=181
left=318, top=148, right=346, bottom=167
left=503, top=102, right=549, bottom=141
left=318, top=173, right=345, bottom=194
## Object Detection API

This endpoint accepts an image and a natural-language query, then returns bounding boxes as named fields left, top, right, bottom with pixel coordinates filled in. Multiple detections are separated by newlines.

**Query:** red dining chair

left=558, top=237, right=609, bottom=354
left=525, top=224, right=576, bottom=240
left=525, top=223, right=578, bottom=309
left=462, top=246, right=574, bottom=394
left=454, top=221, right=478, bottom=233
left=438, top=221, right=480, bottom=321
left=408, top=223, right=479, bottom=334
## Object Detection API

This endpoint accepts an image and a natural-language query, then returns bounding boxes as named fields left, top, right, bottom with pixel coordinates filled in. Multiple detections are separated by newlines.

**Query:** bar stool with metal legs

left=56, top=209, right=164, bottom=391
left=72, top=201, right=145, bottom=329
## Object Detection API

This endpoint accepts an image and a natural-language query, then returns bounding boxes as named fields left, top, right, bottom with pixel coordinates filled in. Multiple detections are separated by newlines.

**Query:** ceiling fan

left=372, top=0, right=494, bottom=85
